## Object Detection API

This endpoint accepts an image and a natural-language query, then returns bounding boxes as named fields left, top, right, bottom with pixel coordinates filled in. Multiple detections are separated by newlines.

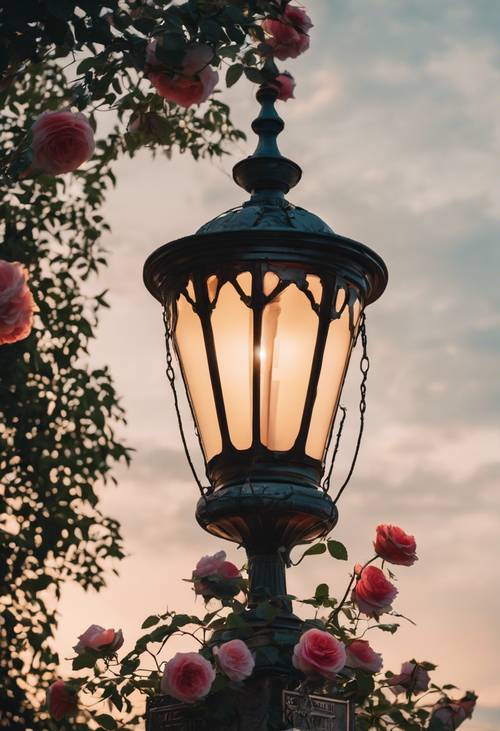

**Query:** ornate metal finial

left=232, top=85, right=302, bottom=200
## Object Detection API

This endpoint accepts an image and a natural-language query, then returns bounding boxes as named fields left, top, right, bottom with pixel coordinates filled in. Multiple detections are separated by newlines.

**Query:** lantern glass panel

left=306, top=297, right=363, bottom=460
left=174, top=291, right=222, bottom=460
left=260, top=283, right=318, bottom=451
left=212, top=280, right=253, bottom=450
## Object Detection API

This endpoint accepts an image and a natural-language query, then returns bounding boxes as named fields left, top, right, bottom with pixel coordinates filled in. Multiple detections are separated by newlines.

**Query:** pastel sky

left=55, top=2, right=500, bottom=729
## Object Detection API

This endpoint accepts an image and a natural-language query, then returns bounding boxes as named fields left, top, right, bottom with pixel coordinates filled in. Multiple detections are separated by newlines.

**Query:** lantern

left=144, top=87, right=387, bottom=604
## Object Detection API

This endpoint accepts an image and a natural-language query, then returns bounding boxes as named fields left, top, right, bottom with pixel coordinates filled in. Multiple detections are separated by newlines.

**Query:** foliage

left=0, top=1, right=305, bottom=727
left=64, top=535, right=476, bottom=730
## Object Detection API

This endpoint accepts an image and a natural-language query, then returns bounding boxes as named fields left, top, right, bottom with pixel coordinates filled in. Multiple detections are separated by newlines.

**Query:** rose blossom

left=389, top=661, right=431, bottom=695
left=46, top=680, right=77, bottom=721
left=292, top=629, right=346, bottom=680
left=31, top=110, right=95, bottom=175
left=218, top=560, right=240, bottom=579
left=272, top=72, right=296, bottom=101
left=73, top=624, right=124, bottom=655
left=147, top=41, right=218, bottom=108
left=430, top=693, right=477, bottom=729
left=194, top=550, right=227, bottom=578
left=262, top=4, right=313, bottom=61
left=213, top=639, right=255, bottom=682
left=161, top=652, right=215, bottom=703
left=352, top=565, right=398, bottom=618
left=0, top=260, right=35, bottom=346
left=346, top=639, right=383, bottom=673
left=374, top=524, right=418, bottom=566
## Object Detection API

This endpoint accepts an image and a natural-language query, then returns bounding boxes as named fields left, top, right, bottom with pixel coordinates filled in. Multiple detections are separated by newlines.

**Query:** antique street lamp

left=144, top=85, right=387, bottom=728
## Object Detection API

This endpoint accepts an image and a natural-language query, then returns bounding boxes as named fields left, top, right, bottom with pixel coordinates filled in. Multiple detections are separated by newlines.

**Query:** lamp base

left=196, top=481, right=338, bottom=554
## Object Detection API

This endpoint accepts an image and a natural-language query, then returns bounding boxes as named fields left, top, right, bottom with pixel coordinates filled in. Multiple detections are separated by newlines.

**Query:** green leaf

left=303, top=542, right=327, bottom=557
left=327, top=539, right=348, bottom=561
left=244, top=67, right=265, bottom=84
left=72, top=651, right=97, bottom=670
left=314, top=583, right=329, bottom=602
left=141, top=615, right=160, bottom=629
left=95, top=714, right=118, bottom=730
left=226, top=64, right=243, bottom=88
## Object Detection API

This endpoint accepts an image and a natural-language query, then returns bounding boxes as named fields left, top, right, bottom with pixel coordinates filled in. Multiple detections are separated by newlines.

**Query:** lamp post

left=144, top=86, right=388, bottom=730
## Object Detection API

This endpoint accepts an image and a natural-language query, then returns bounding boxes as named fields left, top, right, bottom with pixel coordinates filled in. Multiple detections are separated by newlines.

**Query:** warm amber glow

left=212, top=280, right=253, bottom=450
left=306, top=297, right=363, bottom=459
left=174, top=273, right=360, bottom=465
left=174, top=291, right=222, bottom=460
left=260, top=284, right=318, bottom=451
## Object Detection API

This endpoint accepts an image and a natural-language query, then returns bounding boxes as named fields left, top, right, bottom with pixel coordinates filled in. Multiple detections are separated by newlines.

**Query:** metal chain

left=331, top=314, right=369, bottom=504
left=162, top=307, right=207, bottom=496
left=322, top=405, right=347, bottom=493
left=325, top=314, right=370, bottom=504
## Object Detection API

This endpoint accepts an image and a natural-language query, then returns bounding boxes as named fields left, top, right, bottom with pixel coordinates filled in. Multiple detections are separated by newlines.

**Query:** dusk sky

left=55, top=2, right=500, bottom=728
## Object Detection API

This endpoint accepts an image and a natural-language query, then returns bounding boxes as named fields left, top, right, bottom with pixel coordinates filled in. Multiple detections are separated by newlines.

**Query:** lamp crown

left=232, top=85, right=302, bottom=199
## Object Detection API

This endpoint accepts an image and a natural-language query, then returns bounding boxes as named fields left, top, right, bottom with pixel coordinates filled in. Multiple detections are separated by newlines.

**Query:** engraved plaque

left=147, top=696, right=201, bottom=731
left=283, top=691, right=353, bottom=731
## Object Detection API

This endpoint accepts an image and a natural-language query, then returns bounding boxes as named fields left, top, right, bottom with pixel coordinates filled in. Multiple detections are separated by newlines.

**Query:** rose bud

left=73, top=624, right=124, bottom=656
left=31, top=110, right=95, bottom=175
left=46, top=680, right=78, bottom=721
left=146, top=42, right=218, bottom=108
left=346, top=639, right=383, bottom=673
left=161, top=652, right=215, bottom=704
left=0, top=260, right=35, bottom=345
left=352, top=565, right=398, bottom=618
left=374, top=524, right=418, bottom=566
left=262, top=4, right=313, bottom=61
left=213, top=639, right=255, bottom=682
left=389, top=661, right=431, bottom=695
left=292, top=629, right=346, bottom=680
left=272, top=72, right=296, bottom=101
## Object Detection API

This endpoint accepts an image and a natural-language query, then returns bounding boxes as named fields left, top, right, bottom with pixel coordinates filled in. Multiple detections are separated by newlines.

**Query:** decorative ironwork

left=283, top=691, right=354, bottom=731
left=146, top=696, right=199, bottom=731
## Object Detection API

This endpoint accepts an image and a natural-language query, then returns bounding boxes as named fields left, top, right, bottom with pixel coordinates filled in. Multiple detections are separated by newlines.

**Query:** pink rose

left=389, top=661, right=431, bottom=695
left=262, top=4, right=313, bottom=60
left=292, top=629, right=346, bottom=680
left=213, top=639, right=255, bottom=682
left=46, top=680, right=78, bottom=721
left=352, top=565, right=398, bottom=618
left=0, top=261, right=34, bottom=346
left=194, top=550, right=227, bottom=578
left=374, top=524, right=418, bottom=566
left=161, top=652, right=215, bottom=703
left=272, top=72, right=296, bottom=101
left=346, top=639, right=383, bottom=674
left=73, top=624, right=124, bottom=656
left=147, top=42, right=218, bottom=108
left=31, top=110, right=95, bottom=175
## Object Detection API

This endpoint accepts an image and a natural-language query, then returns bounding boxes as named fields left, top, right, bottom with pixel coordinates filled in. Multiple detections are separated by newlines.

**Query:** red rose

left=292, top=629, right=346, bottom=680
left=262, top=4, right=313, bottom=61
left=31, top=110, right=95, bottom=175
left=46, top=680, right=78, bottom=721
left=346, top=639, right=383, bottom=673
left=272, top=72, right=296, bottom=101
left=0, top=260, right=34, bottom=345
left=147, top=42, right=218, bottom=108
left=352, top=565, right=398, bottom=617
left=161, top=652, right=215, bottom=704
left=218, top=561, right=240, bottom=579
left=374, top=524, right=418, bottom=566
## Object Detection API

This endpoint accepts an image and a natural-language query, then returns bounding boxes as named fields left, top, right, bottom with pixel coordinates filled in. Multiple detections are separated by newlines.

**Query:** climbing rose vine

left=49, top=525, right=477, bottom=729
